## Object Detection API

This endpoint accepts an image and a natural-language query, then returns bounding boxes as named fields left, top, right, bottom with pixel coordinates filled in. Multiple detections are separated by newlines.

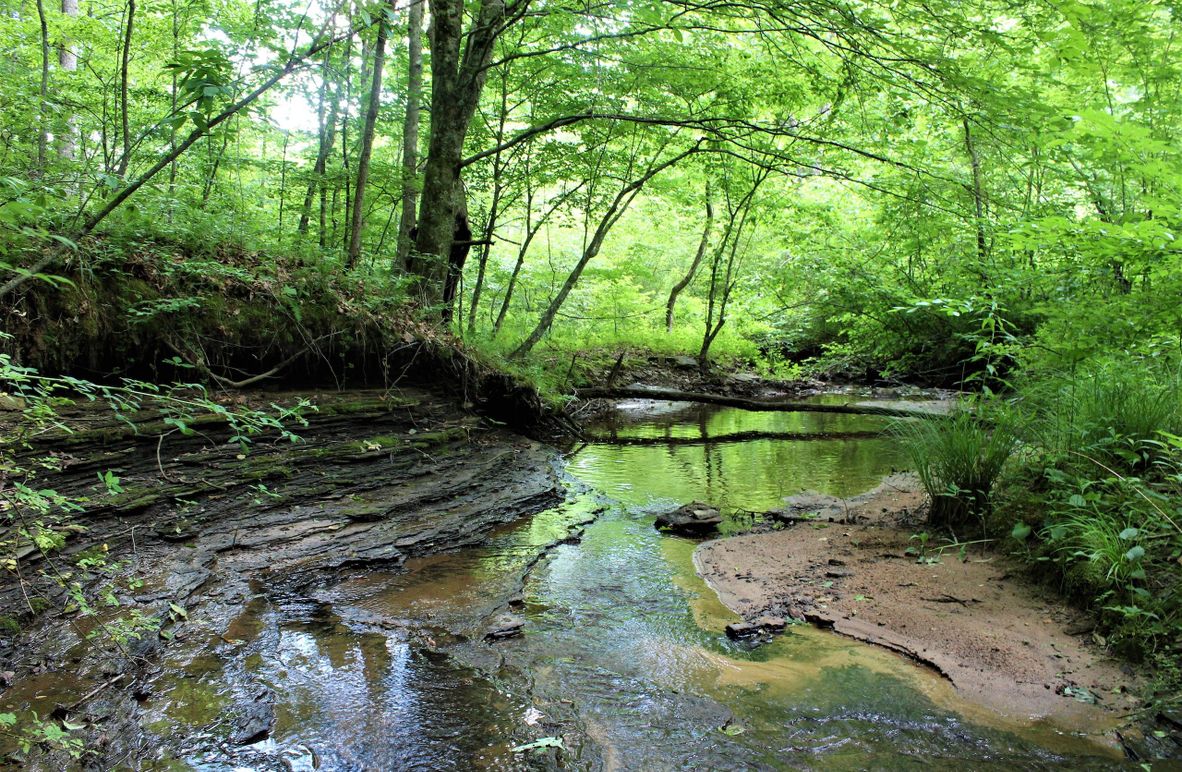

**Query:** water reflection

left=150, top=400, right=1120, bottom=769
left=575, top=402, right=909, bottom=510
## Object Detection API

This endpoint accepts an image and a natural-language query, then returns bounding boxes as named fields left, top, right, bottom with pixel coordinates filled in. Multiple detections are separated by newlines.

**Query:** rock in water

left=725, top=616, right=789, bottom=641
left=484, top=613, right=525, bottom=641
left=725, top=622, right=759, bottom=639
left=655, top=502, right=723, bottom=536
left=233, top=688, right=275, bottom=744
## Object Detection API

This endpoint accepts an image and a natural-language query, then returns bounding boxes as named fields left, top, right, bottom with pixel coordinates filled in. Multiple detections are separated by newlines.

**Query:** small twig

left=156, top=430, right=180, bottom=482
left=920, top=593, right=978, bottom=606
left=65, top=673, right=125, bottom=711
left=1069, top=450, right=1182, bottom=534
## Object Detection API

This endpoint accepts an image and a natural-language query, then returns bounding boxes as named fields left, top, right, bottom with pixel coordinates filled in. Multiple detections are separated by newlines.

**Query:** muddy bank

left=694, top=474, right=1137, bottom=725
left=0, top=387, right=563, bottom=767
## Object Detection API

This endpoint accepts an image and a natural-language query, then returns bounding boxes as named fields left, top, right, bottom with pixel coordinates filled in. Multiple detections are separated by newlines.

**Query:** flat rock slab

left=724, top=615, right=788, bottom=640
left=484, top=613, right=525, bottom=641
left=655, top=502, right=723, bottom=536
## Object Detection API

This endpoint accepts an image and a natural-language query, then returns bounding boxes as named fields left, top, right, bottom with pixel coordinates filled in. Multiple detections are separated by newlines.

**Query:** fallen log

left=584, top=429, right=885, bottom=446
left=573, top=385, right=947, bottom=419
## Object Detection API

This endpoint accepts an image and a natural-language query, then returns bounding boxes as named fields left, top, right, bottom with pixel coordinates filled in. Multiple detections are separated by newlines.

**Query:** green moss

left=348, top=434, right=403, bottom=453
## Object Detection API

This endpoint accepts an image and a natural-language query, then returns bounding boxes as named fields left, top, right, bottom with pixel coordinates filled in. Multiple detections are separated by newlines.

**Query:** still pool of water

left=147, top=398, right=1124, bottom=769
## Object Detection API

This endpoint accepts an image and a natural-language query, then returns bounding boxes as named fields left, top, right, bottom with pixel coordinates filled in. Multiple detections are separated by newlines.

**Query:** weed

left=893, top=408, right=1016, bottom=529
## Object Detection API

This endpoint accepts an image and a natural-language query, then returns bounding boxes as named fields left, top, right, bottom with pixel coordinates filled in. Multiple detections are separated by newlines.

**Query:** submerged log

left=574, top=385, right=946, bottom=419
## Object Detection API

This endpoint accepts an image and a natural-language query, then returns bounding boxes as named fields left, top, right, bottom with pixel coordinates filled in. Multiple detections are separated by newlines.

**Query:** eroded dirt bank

left=0, top=388, right=563, bottom=767
left=694, top=474, right=1137, bottom=725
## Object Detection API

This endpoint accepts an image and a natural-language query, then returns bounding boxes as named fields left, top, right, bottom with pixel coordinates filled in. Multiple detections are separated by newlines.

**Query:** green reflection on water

left=573, top=404, right=908, bottom=510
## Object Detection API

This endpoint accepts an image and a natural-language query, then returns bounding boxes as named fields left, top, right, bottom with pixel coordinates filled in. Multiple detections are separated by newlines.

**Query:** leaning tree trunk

left=666, top=182, right=713, bottom=332
left=511, top=145, right=699, bottom=358
left=699, top=169, right=765, bottom=372
left=0, top=27, right=348, bottom=300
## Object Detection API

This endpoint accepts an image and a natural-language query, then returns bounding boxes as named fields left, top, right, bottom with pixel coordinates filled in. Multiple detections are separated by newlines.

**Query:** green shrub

left=1018, top=358, right=1182, bottom=472
left=1002, top=357, right=1182, bottom=660
left=893, top=408, right=1017, bottom=529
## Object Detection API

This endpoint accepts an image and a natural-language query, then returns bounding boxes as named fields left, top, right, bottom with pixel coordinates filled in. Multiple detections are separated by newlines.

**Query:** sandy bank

left=694, top=474, right=1137, bottom=723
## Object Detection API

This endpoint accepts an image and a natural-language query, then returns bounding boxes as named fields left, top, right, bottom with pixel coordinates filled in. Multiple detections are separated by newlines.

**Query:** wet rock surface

left=724, top=615, right=788, bottom=642
left=484, top=612, right=526, bottom=641
left=0, top=388, right=563, bottom=767
left=655, top=502, right=723, bottom=536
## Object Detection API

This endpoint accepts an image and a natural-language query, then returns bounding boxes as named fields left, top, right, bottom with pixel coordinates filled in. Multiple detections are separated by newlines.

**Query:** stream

left=127, top=392, right=1123, bottom=769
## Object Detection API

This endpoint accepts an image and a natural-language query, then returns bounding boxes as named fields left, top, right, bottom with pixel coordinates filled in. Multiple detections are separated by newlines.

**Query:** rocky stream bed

left=0, top=382, right=1177, bottom=768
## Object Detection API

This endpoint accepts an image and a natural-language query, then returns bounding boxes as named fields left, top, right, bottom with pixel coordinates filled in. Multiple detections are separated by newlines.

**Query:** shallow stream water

left=144, top=393, right=1124, bottom=769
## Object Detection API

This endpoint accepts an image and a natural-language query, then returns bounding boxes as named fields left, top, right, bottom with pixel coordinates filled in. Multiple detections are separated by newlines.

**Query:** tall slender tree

left=346, top=8, right=390, bottom=268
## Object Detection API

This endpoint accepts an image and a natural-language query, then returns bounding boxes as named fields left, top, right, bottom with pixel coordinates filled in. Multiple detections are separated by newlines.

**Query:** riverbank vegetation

left=2, top=0, right=1182, bottom=758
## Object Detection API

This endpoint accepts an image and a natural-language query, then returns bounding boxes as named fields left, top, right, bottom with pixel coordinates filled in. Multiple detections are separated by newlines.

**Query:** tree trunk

left=666, top=182, right=713, bottom=332
left=699, top=170, right=765, bottom=372
left=35, top=0, right=50, bottom=175
left=2, top=29, right=350, bottom=299
left=346, top=12, right=389, bottom=269
left=200, top=128, right=231, bottom=207
left=962, top=116, right=988, bottom=274
left=299, top=47, right=337, bottom=235
left=58, top=0, right=78, bottom=161
left=395, top=0, right=424, bottom=269
left=115, top=0, right=135, bottom=178
left=440, top=189, right=472, bottom=321
left=409, top=0, right=505, bottom=308
left=167, top=0, right=180, bottom=211
left=277, top=131, right=289, bottom=232
left=466, top=65, right=514, bottom=333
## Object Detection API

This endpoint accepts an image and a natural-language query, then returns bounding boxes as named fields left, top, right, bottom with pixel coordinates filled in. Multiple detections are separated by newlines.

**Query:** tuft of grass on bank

left=896, top=356, right=1182, bottom=708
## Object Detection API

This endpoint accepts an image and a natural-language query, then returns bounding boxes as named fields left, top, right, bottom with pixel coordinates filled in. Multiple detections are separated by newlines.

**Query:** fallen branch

left=573, top=385, right=946, bottom=419
left=585, top=429, right=884, bottom=446
left=205, top=347, right=311, bottom=389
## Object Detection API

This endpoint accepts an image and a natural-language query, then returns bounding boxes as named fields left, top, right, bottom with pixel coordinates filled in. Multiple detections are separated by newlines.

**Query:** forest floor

left=694, top=474, right=1142, bottom=730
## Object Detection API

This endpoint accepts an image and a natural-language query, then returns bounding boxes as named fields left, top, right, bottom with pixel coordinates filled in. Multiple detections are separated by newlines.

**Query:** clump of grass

left=1020, top=360, right=1182, bottom=471
left=893, top=408, right=1017, bottom=529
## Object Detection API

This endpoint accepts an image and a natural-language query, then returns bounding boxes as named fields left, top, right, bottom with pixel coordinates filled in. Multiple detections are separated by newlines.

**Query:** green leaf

left=1011, top=522, right=1032, bottom=540
left=511, top=737, right=565, bottom=753
left=1124, top=545, right=1145, bottom=562
left=1118, top=528, right=1139, bottom=540
left=1062, top=686, right=1096, bottom=704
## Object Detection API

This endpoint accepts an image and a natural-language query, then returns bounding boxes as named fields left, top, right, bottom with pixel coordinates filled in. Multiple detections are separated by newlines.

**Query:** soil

left=694, top=474, right=1140, bottom=724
